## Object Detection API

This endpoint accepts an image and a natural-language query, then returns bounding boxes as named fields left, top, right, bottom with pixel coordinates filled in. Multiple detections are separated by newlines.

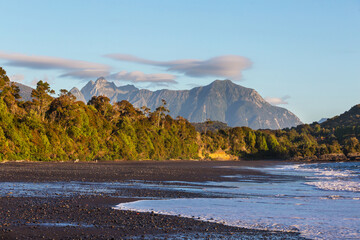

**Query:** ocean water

left=115, top=161, right=360, bottom=239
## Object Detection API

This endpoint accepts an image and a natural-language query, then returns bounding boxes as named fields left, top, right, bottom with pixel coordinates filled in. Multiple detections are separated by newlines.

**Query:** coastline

left=0, top=160, right=307, bottom=239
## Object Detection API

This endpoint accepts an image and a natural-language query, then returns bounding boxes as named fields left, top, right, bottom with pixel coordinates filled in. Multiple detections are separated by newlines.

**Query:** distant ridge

left=317, top=118, right=328, bottom=124
left=321, top=104, right=360, bottom=128
left=71, top=78, right=302, bottom=129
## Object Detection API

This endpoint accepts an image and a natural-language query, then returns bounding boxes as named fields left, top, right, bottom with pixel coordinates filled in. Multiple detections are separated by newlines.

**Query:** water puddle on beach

left=0, top=181, right=212, bottom=198
left=114, top=162, right=360, bottom=240
left=27, top=222, right=94, bottom=228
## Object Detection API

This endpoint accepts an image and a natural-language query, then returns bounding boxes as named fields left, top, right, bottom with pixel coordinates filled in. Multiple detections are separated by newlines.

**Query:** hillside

left=321, top=105, right=360, bottom=128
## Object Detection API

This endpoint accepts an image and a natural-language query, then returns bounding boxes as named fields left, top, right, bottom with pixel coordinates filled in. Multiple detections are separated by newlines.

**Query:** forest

left=1, top=67, right=359, bottom=161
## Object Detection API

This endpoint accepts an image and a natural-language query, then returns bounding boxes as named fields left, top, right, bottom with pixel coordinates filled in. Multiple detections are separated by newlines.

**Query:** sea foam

left=115, top=162, right=360, bottom=240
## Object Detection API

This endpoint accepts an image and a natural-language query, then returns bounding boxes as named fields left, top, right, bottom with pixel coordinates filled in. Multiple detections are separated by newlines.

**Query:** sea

left=115, top=161, right=360, bottom=239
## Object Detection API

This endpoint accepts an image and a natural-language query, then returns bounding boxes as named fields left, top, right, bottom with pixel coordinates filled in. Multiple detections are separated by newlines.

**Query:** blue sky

left=0, top=0, right=359, bottom=123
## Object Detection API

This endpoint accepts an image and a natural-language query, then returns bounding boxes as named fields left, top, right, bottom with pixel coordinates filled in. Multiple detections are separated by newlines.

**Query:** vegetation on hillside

left=0, top=67, right=359, bottom=161
left=198, top=107, right=360, bottom=160
left=0, top=68, right=199, bottom=161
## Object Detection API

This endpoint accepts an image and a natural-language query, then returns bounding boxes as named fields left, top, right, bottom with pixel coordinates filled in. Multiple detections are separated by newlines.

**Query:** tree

left=31, top=80, right=55, bottom=120
left=0, top=67, right=10, bottom=90
left=151, top=99, right=170, bottom=128
left=256, top=134, right=269, bottom=151
left=141, top=106, right=151, bottom=117
left=47, top=89, right=77, bottom=123
left=344, top=137, right=360, bottom=154
left=56, top=89, right=76, bottom=107
left=267, top=134, right=280, bottom=151
left=114, top=100, right=143, bottom=119
left=204, top=118, right=213, bottom=135
left=0, top=67, right=21, bottom=113
left=88, top=95, right=112, bottom=116
left=246, top=130, right=256, bottom=150
left=0, top=68, right=20, bottom=100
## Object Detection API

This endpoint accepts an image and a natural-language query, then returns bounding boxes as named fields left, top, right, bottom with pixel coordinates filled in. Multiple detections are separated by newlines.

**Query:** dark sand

left=0, top=160, right=306, bottom=239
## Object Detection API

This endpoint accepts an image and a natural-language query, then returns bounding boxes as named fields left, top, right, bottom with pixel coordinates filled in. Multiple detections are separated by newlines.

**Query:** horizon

left=1, top=0, right=359, bottom=123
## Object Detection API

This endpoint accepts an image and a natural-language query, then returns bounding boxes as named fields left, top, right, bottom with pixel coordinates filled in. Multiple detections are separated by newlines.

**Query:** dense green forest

left=0, top=67, right=359, bottom=161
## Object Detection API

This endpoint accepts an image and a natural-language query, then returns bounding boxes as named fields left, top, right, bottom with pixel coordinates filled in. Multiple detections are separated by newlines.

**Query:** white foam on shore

left=277, top=164, right=356, bottom=178
left=115, top=196, right=360, bottom=240
left=307, top=180, right=360, bottom=192
left=275, top=163, right=360, bottom=192
left=114, top=162, right=360, bottom=240
left=114, top=198, right=302, bottom=233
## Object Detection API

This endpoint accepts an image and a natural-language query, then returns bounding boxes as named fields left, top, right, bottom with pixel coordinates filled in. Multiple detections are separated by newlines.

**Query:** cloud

left=104, top=54, right=252, bottom=80
left=0, top=51, right=109, bottom=70
left=265, top=95, right=290, bottom=105
left=31, top=78, right=39, bottom=86
left=108, top=71, right=177, bottom=83
left=60, top=69, right=111, bottom=79
left=30, top=75, right=55, bottom=87
left=0, top=51, right=111, bottom=80
left=9, top=74, right=24, bottom=82
left=0, top=51, right=178, bottom=84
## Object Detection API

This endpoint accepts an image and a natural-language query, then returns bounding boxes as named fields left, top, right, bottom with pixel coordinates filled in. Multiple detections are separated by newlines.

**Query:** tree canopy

left=0, top=66, right=359, bottom=162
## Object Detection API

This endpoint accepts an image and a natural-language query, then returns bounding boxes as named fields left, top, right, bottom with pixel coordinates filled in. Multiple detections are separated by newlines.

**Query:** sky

left=0, top=0, right=359, bottom=123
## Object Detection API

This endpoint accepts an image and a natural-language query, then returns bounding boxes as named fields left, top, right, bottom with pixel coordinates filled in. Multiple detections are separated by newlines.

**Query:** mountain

left=13, top=82, right=33, bottom=101
left=69, top=87, right=86, bottom=103
left=72, top=78, right=302, bottom=129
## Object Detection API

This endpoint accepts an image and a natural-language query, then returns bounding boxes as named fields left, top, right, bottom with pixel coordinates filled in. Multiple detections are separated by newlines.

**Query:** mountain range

left=69, top=78, right=302, bottom=129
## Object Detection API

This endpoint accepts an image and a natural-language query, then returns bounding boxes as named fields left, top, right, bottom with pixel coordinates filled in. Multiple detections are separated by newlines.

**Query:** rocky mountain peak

left=212, top=79, right=234, bottom=84
left=208, top=79, right=237, bottom=88
left=95, top=77, right=107, bottom=85
left=70, top=87, right=80, bottom=93
left=70, top=87, right=86, bottom=102
left=208, top=79, right=253, bottom=92
left=119, top=84, right=139, bottom=92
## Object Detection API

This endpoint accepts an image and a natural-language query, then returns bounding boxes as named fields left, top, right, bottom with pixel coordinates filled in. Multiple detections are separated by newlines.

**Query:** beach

left=0, top=160, right=307, bottom=239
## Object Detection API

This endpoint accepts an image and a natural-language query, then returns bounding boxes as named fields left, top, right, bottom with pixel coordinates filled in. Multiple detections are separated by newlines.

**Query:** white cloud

left=0, top=51, right=111, bottom=80
left=9, top=74, right=24, bottom=82
left=60, top=69, right=110, bottom=79
left=1, top=51, right=251, bottom=83
left=0, top=51, right=109, bottom=70
left=265, top=95, right=290, bottom=105
left=104, top=54, right=252, bottom=80
left=30, top=75, right=55, bottom=87
left=30, top=78, right=39, bottom=86
left=108, top=71, right=177, bottom=83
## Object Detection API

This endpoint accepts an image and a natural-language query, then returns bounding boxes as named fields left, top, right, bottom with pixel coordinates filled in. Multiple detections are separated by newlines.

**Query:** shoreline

left=0, top=160, right=307, bottom=239
left=2, top=155, right=358, bottom=165
left=0, top=160, right=289, bottom=182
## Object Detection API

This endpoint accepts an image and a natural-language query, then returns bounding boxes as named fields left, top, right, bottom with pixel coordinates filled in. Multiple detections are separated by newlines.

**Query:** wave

left=278, top=162, right=360, bottom=193
left=307, top=180, right=360, bottom=192
left=283, top=164, right=354, bottom=177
